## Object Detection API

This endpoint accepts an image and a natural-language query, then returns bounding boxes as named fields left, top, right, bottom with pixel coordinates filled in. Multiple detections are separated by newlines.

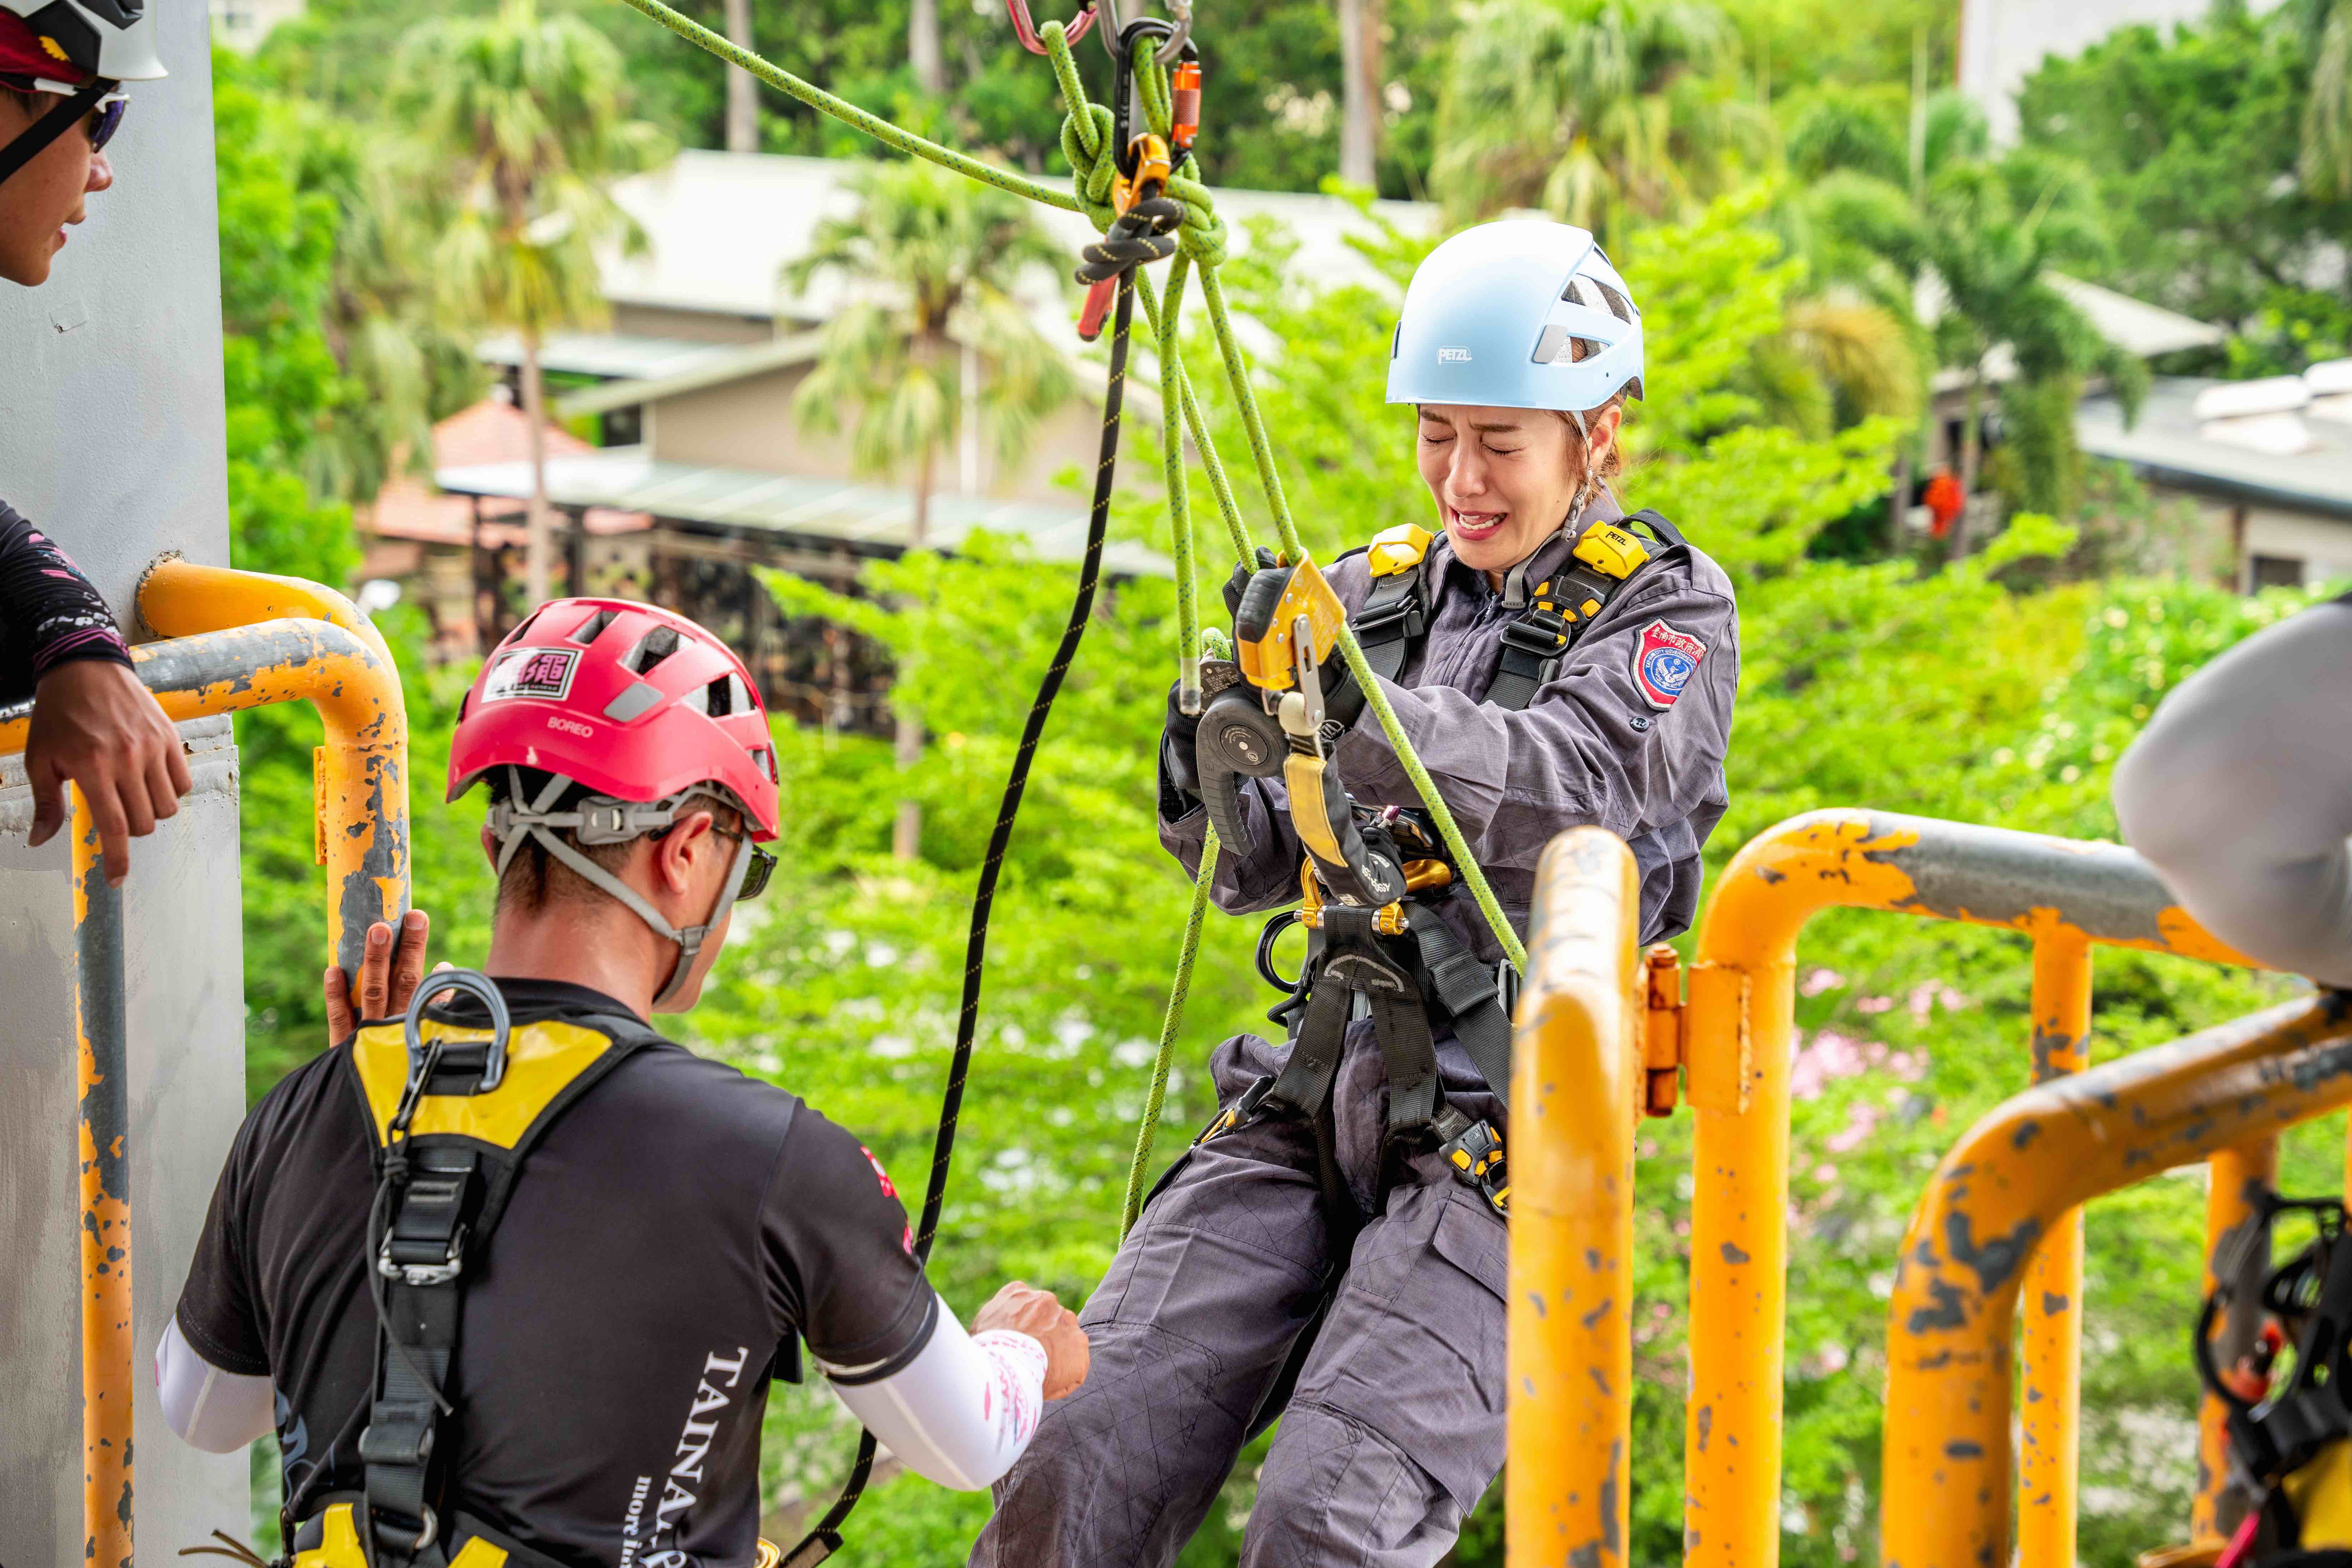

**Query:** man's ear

left=480, top=824, right=500, bottom=870
left=651, top=810, right=719, bottom=896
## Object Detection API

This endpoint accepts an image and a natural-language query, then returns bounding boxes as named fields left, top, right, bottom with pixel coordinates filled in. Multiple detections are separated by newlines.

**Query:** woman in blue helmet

left=976, top=222, right=1740, bottom=1565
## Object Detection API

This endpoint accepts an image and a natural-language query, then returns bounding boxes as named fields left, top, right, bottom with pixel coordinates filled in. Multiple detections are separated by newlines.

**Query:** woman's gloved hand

left=1163, top=680, right=1204, bottom=800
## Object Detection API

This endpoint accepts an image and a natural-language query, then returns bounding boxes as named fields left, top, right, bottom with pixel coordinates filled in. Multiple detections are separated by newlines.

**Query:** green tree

left=783, top=157, right=1075, bottom=860
left=213, top=45, right=361, bottom=586
left=1796, top=93, right=2143, bottom=539
left=2017, top=3, right=2352, bottom=359
left=397, top=0, right=671, bottom=603
left=1430, top=0, right=1768, bottom=236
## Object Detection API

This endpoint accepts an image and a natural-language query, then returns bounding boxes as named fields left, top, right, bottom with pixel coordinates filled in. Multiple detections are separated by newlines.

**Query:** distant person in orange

left=1922, top=467, right=1964, bottom=540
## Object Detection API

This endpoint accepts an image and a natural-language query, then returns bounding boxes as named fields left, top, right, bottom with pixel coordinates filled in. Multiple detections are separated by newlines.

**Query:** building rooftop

left=2078, top=374, right=2352, bottom=520
left=476, top=332, right=741, bottom=383
left=433, top=445, right=1172, bottom=576
left=599, top=150, right=1438, bottom=324
left=367, top=398, right=652, bottom=546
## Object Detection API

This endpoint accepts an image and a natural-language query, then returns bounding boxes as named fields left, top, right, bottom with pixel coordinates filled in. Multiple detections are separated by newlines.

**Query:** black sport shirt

left=176, top=980, right=937, bottom=1566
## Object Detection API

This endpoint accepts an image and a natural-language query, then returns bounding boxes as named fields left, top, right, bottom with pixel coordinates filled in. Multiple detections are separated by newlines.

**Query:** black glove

left=1162, top=680, right=1205, bottom=807
left=1223, top=547, right=1282, bottom=620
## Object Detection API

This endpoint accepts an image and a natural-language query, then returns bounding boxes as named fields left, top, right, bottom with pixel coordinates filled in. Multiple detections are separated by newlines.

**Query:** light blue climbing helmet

left=1385, top=220, right=1644, bottom=414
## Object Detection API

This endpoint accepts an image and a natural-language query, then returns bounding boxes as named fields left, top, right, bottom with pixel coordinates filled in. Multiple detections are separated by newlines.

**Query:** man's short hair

left=486, top=768, right=743, bottom=916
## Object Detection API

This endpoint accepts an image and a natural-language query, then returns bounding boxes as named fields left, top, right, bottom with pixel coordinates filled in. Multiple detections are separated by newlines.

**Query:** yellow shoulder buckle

left=1572, top=522, right=1650, bottom=581
left=1366, top=523, right=1435, bottom=578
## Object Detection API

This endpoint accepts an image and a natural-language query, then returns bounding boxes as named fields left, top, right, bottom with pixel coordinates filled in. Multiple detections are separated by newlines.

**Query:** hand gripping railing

left=0, top=560, right=408, bottom=1568
left=1881, top=995, right=2352, bottom=1568
left=1510, top=827, right=1645, bottom=1568
left=1677, top=809, right=2272, bottom=1568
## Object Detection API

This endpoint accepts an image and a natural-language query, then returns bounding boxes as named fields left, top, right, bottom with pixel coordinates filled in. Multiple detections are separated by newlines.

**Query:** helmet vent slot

left=569, top=607, right=620, bottom=645
left=625, top=625, right=681, bottom=675
left=704, top=676, right=733, bottom=717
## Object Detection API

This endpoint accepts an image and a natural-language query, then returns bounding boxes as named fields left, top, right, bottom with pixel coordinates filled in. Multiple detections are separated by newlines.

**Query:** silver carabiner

left=403, top=968, right=513, bottom=1094
left=1155, top=0, right=1192, bottom=66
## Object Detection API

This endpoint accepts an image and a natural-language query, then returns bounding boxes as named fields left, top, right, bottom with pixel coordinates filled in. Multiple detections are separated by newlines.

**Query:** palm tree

left=724, top=0, right=758, bottom=153
left=1338, top=0, right=1384, bottom=186
left=398, top=0, right=671, bottom=605
left=1795, top=92, right=2142, bottom=548
left=784, top=160, right=1076, bottom=860
left=1430, top=0, right=1766, bottom=238
left=910, top=0, right=945, bottom=96
left=2301, top=0, right=2352, bottom=200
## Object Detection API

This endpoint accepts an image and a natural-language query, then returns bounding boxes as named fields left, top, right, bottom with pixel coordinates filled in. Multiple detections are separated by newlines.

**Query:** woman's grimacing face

left=1414, top=401, right=1621, bottom=576
left=0, top=90, right=111, bottom=287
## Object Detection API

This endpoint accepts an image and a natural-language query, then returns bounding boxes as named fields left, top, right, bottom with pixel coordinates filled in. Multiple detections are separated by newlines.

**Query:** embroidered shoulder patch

left=1633, top=620, right=1706, bottom=710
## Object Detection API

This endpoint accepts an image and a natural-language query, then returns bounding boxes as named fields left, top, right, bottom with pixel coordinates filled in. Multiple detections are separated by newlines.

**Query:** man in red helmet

left=156, top=600, right=1087, bottom=1568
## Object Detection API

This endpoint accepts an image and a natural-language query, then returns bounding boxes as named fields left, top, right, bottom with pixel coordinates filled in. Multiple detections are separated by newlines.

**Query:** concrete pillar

left=0, top=6, right=250, bottom=1560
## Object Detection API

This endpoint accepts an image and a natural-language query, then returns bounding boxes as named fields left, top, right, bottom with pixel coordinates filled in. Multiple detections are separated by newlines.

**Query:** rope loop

left=1048, top=25, right=1228, bottom=269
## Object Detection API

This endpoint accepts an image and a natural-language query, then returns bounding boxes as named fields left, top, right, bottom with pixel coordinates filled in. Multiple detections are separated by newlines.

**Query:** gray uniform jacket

left=1159, top=492, right=1741, bottom=958
left=2112, top=592, right=2352, bottom=988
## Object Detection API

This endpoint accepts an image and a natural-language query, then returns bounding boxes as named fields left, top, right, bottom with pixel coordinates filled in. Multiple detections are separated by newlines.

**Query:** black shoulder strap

left=1485, top=510, right=1681, bottom=711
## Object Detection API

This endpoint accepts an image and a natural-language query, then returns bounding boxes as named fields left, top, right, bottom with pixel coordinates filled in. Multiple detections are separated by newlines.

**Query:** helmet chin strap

left=0, top=79, right=108, bottom=187
left=1505, top=405, right=1599, bottom=610
left=494, top=767, right=755, bottom=1010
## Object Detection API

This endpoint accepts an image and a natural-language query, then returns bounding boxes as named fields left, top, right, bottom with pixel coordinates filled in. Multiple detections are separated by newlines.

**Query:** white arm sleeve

left=2113, top=600, right=2352, bottom=988
left=155, top=1318, right=275, bottom=1453
left=824, top=1298, right=1048, bottom=1491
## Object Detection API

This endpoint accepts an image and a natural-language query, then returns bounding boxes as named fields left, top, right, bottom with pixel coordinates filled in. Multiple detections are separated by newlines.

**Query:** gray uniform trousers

left=971, top=1018, right=1510, bottom=1568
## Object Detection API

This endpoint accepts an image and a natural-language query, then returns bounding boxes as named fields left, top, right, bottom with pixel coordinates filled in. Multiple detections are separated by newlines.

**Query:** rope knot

left=1048, top=26, right=1228, bottom=271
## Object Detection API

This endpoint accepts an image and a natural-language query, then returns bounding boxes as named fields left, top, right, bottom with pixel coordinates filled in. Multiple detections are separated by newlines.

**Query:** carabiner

left=1110, top=16, right=1198, bottom=179
left=1006, top=0, right=1098, bottom=54
left=1154, top=0, right=1192, bottom=66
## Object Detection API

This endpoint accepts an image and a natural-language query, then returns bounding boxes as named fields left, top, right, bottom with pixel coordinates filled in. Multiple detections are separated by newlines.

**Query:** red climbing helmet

left=448, top=598, right=780, bottom=841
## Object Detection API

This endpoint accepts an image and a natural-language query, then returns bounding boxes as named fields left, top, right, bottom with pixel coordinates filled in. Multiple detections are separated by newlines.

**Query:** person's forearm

left=2113, top=602, right=2352, bottom=987
left=0, top=502, right=130, bottom=703
left=828, top=1299, right=1046, bottom=1490
left=155, top=1318, right=274, bottom=1452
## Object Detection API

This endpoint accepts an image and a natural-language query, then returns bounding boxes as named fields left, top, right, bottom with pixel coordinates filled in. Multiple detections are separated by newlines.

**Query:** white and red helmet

left=450, top=600, right=781, bottom=1007
left=450, top=598, right=779, bottom=839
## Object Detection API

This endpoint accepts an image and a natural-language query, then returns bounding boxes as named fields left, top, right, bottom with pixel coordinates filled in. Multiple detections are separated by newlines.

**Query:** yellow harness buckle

left=1572, top=522, right=1650, bottom=581
left=1366, top=523, right=1435, bottom=578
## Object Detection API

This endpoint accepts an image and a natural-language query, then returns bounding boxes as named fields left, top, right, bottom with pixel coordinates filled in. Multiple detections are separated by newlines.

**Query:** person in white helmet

left=973, top=222, right=1740, bottom=1566
left=1, top=0, right=187, bottom=886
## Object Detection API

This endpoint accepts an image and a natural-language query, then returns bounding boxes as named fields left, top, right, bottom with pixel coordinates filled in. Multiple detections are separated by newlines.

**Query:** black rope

left=782, top=267, right=1138, bottom=1568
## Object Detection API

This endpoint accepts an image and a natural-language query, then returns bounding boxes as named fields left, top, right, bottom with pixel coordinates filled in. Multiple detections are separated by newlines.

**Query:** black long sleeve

left=0, top=499, right=132, bottom=706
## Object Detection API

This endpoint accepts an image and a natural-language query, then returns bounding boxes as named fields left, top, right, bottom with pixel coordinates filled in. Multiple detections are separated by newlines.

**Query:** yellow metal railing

left=1509, top=808, right=2283, bottom=1568
left=0, top=560, right=408, bottom=1568
left=1508, top=827, right=1644, bottom=1568
left=1881, top=996, right=2352, bottom=1568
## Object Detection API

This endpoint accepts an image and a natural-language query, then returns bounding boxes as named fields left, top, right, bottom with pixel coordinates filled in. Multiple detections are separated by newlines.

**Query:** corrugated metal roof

left=2079, top=377, right=2352, bottom=519
left=433, top=447, right=1171, bottom=576
left=476, top=332, right=742, bottom=382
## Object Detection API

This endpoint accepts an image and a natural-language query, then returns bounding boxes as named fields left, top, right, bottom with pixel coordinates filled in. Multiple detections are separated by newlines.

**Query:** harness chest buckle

left=377, top=1223, right=467, bottom=1287
left=1497, top=615, right=1570, bottom=657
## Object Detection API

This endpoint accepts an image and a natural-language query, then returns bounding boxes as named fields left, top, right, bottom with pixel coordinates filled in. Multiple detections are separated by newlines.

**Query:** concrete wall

left=1961, top=0, right=2286, bottom=143
left=0, top=6, right=250, bottom=1558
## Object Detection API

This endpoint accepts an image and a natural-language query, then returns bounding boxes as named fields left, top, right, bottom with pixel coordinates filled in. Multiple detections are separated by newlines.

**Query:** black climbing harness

left=341, top=971, right=666, bottom=1568
left=2191, top=1173, right=2352, bottom=1566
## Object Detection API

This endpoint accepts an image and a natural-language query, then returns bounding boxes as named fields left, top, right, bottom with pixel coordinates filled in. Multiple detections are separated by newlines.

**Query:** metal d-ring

left=1005, top=0, right=1098, bottom=54
left=403, top=968, right=513, bottom=1094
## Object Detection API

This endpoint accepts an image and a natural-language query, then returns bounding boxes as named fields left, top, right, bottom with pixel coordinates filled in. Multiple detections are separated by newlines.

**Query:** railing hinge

left=1642, top=943, right=1685, bottom=1117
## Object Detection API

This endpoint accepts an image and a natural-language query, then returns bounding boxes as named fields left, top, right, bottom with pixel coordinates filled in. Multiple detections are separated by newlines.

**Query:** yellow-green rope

left=1122, top=826, right=1218, bottom=1236
left=615, top=0, right=1530, bottom=1056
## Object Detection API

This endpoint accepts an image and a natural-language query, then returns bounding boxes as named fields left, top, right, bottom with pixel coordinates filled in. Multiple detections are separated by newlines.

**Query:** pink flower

left=1857, top=996, right=1894, bottom=1015
left=1801, top=968, right=1846, bottom=997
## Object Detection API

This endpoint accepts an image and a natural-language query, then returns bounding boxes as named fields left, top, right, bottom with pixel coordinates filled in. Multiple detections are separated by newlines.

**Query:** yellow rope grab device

left=605, top=1, right=1531, bottom=1558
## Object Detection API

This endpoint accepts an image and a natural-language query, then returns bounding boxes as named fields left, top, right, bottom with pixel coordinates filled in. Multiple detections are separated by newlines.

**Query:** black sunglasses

left=84, top=91, right=124, bottom=153
left=715, top=827, right=776, bottom=903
